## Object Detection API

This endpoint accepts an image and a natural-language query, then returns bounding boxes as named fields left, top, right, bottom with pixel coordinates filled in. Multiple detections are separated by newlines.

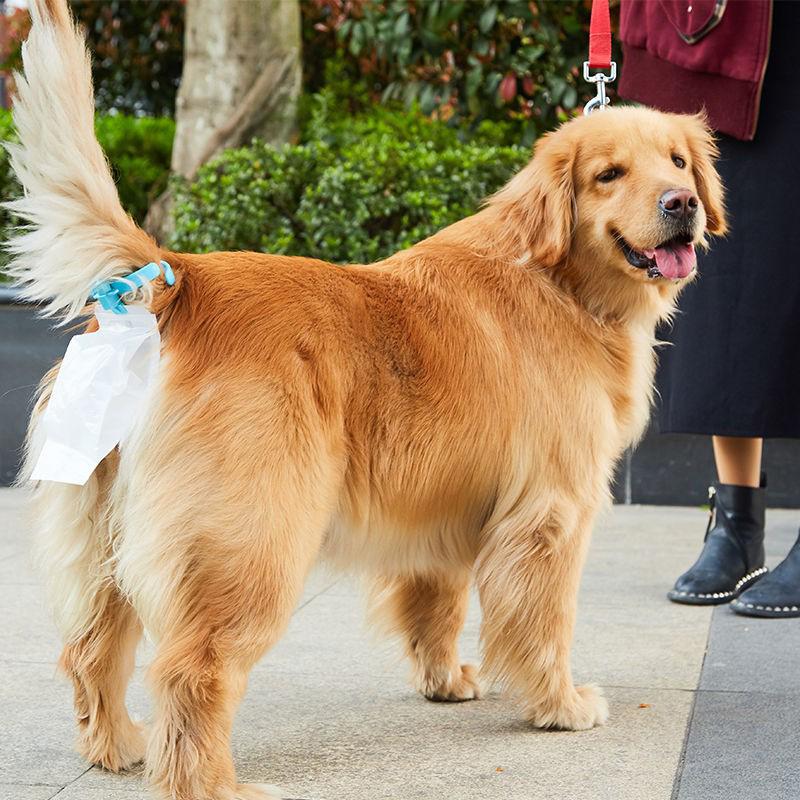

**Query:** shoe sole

left=730, top=599, right=800, bottom=618
left=667, top=591, right=733, bottom=606
left=667, top=568, right=768, bottom=607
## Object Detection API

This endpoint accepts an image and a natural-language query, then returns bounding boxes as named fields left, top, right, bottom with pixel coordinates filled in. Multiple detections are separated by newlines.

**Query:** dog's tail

left=4, top=0, right=164, bottom=322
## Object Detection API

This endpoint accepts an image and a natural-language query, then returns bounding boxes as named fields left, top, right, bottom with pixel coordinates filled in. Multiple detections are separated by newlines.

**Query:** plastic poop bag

left=30, top=305, right=162, bottom=485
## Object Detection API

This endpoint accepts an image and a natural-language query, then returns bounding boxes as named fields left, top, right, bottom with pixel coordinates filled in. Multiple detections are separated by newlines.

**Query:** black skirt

left=656, top=0, right=800, bottom=439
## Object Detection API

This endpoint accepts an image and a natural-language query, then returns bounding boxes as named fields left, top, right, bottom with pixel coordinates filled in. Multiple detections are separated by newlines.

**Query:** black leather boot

left=668, top=481, right=768, bottom=605
left=731, top=529, right=800, bottom=617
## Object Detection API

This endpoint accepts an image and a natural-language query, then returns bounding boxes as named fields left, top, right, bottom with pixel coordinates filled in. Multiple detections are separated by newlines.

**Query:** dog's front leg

left=476, top=508, right=608, bottom=730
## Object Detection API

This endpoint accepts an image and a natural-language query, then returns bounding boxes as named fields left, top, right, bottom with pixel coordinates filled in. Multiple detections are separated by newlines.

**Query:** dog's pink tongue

left=643, top=242, right=696, bottom=279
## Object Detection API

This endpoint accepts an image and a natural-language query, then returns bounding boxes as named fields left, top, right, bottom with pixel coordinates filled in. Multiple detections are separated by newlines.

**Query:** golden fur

left=10, top=2, right=726, bottom=799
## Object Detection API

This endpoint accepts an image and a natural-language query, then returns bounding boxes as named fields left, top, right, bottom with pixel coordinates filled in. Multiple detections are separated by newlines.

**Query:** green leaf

left=349, top=22, right=365, bottom=56
left=518, top=45, right=546, bottom=63
left=419, top=84, right=437, bottom=114
left=466, top=66, right=483, bottom=98
left=440, top=0, right=466, bottom=26
left=479, top=4, right=498, bottom=33
left=485, top=71, right=503, bottom=95
left=394, top=12, right=410, bottom=37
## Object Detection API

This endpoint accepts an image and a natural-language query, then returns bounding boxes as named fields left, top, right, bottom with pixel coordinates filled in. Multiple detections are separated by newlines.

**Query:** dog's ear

left=490, top=130, right=576, bottom=266
left=683, top=114, right=727, bottom=236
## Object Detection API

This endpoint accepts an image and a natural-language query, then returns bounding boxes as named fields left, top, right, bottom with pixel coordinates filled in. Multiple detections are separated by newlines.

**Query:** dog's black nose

left=659, top=189, right=698, bottom=221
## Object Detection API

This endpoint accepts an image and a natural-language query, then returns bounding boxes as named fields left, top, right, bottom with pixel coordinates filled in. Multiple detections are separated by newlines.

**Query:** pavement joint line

left=292, top=577, right=343, bottom=616
left=598, top=684, right=698, bottom=693
left=691, top=687, right=800, bottom=696
left=45, top=764, right=94, bottom=799
left=670, top=597, right=712, bottom=800
left=670, top=687, right=700, bottom=800
left=597, top=683, right=800, bottom=696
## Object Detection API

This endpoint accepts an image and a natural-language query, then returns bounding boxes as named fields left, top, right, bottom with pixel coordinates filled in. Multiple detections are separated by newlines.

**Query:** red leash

left=588, top=0, right=612, bottom=70
left=584, top=0, right=616, bottom=114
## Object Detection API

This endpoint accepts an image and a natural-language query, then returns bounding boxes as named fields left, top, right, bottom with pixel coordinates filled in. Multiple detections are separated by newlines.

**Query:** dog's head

left=492, top=106, right=726, bottom=289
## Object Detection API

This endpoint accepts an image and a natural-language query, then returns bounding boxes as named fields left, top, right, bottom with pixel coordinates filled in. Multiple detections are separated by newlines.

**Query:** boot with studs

left=731, top=528, right=800, bottom=618
left=668, top=479, right=768, bottom=605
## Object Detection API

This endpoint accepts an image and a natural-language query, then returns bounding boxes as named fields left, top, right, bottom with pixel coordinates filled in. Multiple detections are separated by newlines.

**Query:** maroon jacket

left=619, top=0, right=773, bottom=140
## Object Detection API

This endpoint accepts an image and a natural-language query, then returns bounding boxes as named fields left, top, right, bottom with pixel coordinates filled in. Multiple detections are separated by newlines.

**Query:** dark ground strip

left=675, top=518, right=800, bottom=800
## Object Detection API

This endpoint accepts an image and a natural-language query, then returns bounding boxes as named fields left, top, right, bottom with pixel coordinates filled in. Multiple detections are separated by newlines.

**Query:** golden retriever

left=8, top=2, right=725, bottom=799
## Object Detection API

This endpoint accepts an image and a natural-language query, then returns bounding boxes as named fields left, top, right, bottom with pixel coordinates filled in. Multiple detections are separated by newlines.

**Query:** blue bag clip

left=91, top=260, right=175, bottom=315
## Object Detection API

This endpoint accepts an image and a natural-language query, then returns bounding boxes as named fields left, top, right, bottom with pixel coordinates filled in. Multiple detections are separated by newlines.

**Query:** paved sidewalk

left=1, top=487, right=798, bottom=800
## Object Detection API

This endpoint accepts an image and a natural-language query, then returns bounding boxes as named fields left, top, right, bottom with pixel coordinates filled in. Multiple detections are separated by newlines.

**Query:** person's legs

left=712, top=436, right=763, bottom=487
left=688, top=436, right=800, bottom=617
left=668, top=435, right=767, bottom=605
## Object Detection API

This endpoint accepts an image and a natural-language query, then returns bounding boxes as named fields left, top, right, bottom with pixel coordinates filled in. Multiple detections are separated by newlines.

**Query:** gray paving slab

left=0, top=550, right=39, bottom=586
left=45, top=789, right=140, bottom=800
left=700, top=609, right=800, bottom=696
left=42, top=788, right=145, bottom=800
left=764, top=512, right=800, bottom=555
left=0, top=491, right=749, bottom=800
left=675, top=510, right=800, bottom=800
left=0, top=485, right=29, bottom=518
left=68, top=684, right=691, bottom=800
left=0, top=662, right=89, bottom=786
left=574, top=603, right=711, bottom=691
left=0, top=582, right=63, bottom=665
left=676, top=691, right=800, bottom=800
left=575, top=505, right=713, bottom=692
left=0, top=785, right=61, bottom=800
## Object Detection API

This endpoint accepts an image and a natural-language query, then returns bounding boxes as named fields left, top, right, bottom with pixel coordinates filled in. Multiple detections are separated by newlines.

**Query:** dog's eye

left=672, top=154, right=686, bottom=168
left=597, top=168, right=622, bottom=183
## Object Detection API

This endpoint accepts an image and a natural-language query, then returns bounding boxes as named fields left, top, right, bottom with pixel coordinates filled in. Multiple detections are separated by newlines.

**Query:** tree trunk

left=144, top=0, right=302, bottom=241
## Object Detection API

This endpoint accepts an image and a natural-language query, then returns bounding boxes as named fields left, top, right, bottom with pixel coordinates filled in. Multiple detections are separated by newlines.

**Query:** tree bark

left=144, top=0, right=302, bottom=241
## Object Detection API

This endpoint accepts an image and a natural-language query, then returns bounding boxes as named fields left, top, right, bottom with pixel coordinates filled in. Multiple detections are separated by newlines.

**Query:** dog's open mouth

left=615, top=232, right=696, bottom=280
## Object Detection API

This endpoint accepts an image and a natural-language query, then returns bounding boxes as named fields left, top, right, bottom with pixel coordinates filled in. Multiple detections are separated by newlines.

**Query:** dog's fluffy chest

left=599, top=323, right=658, bottom=451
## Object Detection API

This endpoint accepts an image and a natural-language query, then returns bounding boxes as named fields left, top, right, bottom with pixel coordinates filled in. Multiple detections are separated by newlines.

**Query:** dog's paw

left=422, top=663, right=483, bottom=702
left=78, top=719, right=146, bottom=773
left=235, top=783, right=287, bottom=800
left=530, top=684, right=609, bottom=731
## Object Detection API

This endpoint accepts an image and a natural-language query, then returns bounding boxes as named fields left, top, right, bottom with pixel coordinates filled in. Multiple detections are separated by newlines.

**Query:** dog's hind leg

left=476, top=505, right=608, bottom=731
left=32, top=456, right=145, bottom=771
left=142, top=524, right=326, bottom=800
left=121, top=432, right=339, bottom=800
left=370, top=572, right=481, bottom=702
left=60, top=585, right=144, bottom=771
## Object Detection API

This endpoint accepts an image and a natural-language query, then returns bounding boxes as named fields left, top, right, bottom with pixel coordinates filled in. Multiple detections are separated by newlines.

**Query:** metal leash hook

left=583, top=60, right=616, bottom=115
left=583, top=0, right=615, bottom=115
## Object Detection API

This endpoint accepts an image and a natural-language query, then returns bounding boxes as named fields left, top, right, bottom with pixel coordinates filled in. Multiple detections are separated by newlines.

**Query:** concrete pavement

left=1, top=487, right=798, bottom=800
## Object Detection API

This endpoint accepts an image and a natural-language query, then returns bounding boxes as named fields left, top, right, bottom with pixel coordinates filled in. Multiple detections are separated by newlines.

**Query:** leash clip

left=91, top=260, right=175, bottom=315
left=583, top=61, right=616, bottom=115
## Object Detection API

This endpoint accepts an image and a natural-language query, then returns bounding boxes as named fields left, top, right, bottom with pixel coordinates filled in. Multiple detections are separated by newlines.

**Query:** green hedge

left=93, top=115, right=175, bottom=222
left=302, top=0, right=608, bottom=145
left=1, top=96, right=532, bottom=272
left=0, top=111, right=174, bottom=271
left=170, top=93, right=530, bottom=264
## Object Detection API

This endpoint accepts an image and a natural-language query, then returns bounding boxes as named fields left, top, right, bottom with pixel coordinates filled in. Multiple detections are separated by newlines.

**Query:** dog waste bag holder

left=584, top=0, right=616, bottom=115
